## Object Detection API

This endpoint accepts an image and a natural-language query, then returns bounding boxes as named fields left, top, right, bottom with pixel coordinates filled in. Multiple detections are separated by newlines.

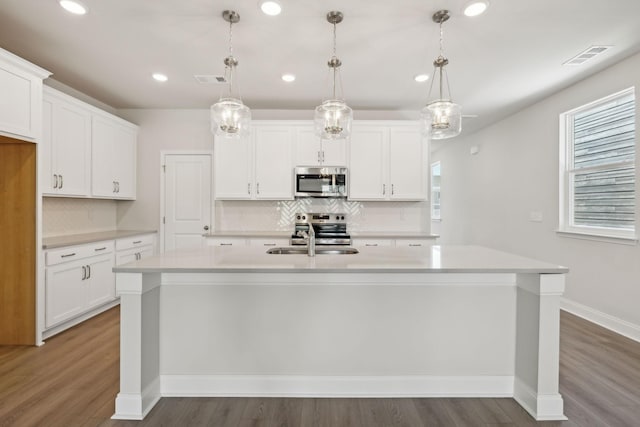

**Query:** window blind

left=571, top=94, right=635, bottom=230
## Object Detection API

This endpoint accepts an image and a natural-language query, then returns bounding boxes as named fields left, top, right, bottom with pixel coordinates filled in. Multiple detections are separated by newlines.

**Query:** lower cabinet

left=45, top=241, right=115, bottom=328
left=44, top=233, right=156, bottom=334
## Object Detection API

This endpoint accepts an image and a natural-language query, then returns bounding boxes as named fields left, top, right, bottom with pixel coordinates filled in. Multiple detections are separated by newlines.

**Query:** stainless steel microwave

left=294, top=166, right=347, bottom=198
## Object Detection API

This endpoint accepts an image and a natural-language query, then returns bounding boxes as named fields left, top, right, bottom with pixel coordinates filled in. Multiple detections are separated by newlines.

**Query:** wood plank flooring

left=1, top=307, right=639, bottom=426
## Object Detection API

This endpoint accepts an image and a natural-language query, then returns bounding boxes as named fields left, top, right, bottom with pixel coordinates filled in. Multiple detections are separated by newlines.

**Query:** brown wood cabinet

left=0, top=135, right=37, bottom=345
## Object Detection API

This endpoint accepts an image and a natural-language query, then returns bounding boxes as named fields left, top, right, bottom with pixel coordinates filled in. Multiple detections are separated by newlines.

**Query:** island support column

left=514, top=273, right=567, bottom=421
left=112, top=272, right=162, bottom=420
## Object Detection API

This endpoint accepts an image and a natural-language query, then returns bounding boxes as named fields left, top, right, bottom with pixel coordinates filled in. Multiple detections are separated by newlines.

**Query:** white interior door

left=163, top=153, right=212, bottom=252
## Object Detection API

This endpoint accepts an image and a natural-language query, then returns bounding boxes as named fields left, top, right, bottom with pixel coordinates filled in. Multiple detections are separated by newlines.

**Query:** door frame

left=159, top=150, right=213, bottom=253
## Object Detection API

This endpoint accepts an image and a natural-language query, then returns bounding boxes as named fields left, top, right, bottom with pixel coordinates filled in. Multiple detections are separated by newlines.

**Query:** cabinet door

left=91, top=115, right=118, bottom=197
left=214, top=135, right=251, bottom=199
left=52, top=99, right=91, bottom=196
left=86, top=253, right=116, bottom=309
left=320, top=139, right=347, bottom=166
left=45, top=262, right=86, bottom=328
left=389, top=127, right=427, bottom=200
left=295, top=127, right=322, bottom=166
left=254, top=126, right=293, bottom=200
left=349, top=126, right=387, bottom=200
left=0, top=53, right=46, bottom=141
left=112, top=124, right=137, bottom=199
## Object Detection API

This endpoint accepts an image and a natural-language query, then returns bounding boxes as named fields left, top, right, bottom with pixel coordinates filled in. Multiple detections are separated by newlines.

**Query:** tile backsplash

left=43, top=198, right=117, bottom=237
left=215, top=199, right=429, bottom=232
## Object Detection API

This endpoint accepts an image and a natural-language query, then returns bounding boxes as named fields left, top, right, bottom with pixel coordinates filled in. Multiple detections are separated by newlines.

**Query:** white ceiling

left=2, top=0, right=640, bottom=135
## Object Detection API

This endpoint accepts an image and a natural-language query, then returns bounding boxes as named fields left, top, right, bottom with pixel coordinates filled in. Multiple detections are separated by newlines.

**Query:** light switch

left=529, top=211, right=543, bottom=222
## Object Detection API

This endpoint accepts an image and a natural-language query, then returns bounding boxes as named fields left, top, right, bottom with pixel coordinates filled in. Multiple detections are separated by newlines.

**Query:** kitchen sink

left=266, top=246, right=359, bottom=255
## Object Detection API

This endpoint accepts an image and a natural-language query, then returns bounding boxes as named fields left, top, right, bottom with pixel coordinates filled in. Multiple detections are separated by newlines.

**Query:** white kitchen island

left=112, top=245, right=568, bottom=421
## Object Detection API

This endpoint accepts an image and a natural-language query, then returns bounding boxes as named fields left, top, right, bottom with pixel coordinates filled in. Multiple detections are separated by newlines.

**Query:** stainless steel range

left=290, top=212, right=351, bottom=246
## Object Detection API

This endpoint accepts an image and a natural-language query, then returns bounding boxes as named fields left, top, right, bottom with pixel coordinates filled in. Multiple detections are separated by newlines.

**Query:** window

left=431, top=161, right=441, bottom=220
left=559, top=87, right=636, bottom=240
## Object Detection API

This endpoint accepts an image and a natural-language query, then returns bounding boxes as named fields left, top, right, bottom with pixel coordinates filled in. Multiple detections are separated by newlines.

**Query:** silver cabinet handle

left=382, top=184, right=386, bottom=195
left=94, top=247, right=107, bottom=251
left=409, top=244, right=422, bottom=247
left=391, top=184, right=394, bottom=195
left=365, top=243, right=379, bottom=247
left=113, top=181, right=117, bottom=193
left=322, top=151, right=325, bottom=162
left=220, top=243, right=233, bottom=246
left=133, top=240, right=142, bottom=244
left=87, top=265, right=91, bottom=279
left=82, top=266, right=87, bottom=280
left=59, top=174, right=63, bottom=189
left=116, top=181, right=120, bottom=193
left=61, top=252, right=76, bottom=258
left=256, top=182, right=260, bottom=194
left=263, top=243, right=276, bottom=246
left=247, top=183, right=251, bottom=194
left=53, top=174, right=58, bottom=189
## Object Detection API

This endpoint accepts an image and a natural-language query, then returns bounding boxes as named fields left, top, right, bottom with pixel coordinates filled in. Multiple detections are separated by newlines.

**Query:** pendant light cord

left=332, top=21, right=337, bottom=99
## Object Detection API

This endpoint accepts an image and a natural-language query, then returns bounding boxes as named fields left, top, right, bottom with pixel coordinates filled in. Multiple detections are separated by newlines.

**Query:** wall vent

left=194, top=75, right=226, bottom=84
left=563, top=45, right=612, bottom=66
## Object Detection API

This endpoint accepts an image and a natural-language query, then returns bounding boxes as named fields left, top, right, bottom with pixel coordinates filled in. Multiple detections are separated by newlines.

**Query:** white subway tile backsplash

left=215, top=200, right=428, bottom=232
left=43, top=198, right=118, bottom=237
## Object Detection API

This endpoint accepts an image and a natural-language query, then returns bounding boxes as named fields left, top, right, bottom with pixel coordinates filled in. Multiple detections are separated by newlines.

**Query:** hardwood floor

left=1, top=307, right=639, bottom=426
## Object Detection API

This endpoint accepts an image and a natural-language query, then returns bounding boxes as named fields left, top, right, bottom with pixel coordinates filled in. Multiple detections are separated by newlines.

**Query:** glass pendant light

left=314, top=11, right=353, bottom=140
left=421, top=10, right=462, bottom=140
left=211, top=10, right=251, bottom=138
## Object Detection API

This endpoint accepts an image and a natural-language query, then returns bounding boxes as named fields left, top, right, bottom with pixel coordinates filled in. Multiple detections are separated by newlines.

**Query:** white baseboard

left=561, top=298, right=640, bottom=343
left=112, top=377, right=161, bottom=420
left=42, top=299, right=120, bottom=340
left=160, top=375, right=514, bottom=398
left=514, top=377, right=566, bottom=421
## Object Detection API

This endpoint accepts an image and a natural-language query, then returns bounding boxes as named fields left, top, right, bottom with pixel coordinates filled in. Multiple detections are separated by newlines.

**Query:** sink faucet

left=296, top=225, right=316, bottom=257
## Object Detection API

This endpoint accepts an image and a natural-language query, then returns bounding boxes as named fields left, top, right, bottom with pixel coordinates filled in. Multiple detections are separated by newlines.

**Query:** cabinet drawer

left=249, top=238, right=290, bottom=248
left=352, top=238, right=394, bottom=248
left=206, top=237, right=248, bottom=247
left=115, top=234, right=155, bottom=251
left=395, top=239, right=433, bottom=248
left=46, top=241, right=114, bottom=266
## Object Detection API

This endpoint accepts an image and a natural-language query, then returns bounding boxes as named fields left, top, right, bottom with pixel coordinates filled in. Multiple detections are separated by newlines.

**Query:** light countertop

left=43, top=230, right=157, bottom=249
left=113, top=245, right=568, bottom=274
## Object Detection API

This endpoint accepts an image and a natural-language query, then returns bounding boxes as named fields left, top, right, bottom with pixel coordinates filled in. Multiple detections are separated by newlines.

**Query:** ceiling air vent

left=194, top=75, right=226, bottom=84
left=563, top=45, right=612, bottom=66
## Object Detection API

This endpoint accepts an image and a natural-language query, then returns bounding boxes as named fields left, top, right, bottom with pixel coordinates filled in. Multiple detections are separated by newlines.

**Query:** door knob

left=204, top=225, right=210, bottom=231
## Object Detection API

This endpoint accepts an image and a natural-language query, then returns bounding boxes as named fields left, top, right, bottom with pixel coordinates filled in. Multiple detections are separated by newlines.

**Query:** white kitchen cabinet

left=45, top=241, right=115, bottom=328
left=92, top=113, right=137, bottom=199
left=295, top=126, right=347, bottom=166
left=206, top=237, right=248, bottom=247
left=115, top=234, right=156, bottom=265
left=248, top=237, right=290, bottom=248
left=214, top=122, right=293, bottom=200
left=351, top=238, right=395, bottom=248
left=42, top=87, right=92, bottom=196
left=349, top=122, right=428, bottom=201
left=0, top=47, right=50, bottom=141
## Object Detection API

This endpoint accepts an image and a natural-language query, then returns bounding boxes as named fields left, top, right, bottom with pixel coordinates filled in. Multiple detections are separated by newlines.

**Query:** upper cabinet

left=295, top=125, right=347, bottom=167
left=0, top=47, right=50, bottom=142
left=349, top=121, right=428, bottom=201
left=91, top=114, right=137, bottom=199
left=214, top=122, right=294, bottom=200
left=42, top=88, right=91, bottom=196
left=41, top=86, right=138, bottom=199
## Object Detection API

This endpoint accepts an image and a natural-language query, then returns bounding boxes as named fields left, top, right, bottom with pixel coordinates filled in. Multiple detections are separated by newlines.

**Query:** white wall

left=433, top=52, right=640, bottom=340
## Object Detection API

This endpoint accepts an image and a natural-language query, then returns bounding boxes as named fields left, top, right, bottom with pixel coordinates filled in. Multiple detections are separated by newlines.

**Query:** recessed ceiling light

left=259, top=0, right=282, bottom=16
left=59, top=0, right=88, bottom=15
left=414, top=74, right=429, bottom=83
left=152, top=73, right=168, bottom=82
left=463, top=1, right=489, bottom=17
left=281, top=73, right=296, bottom=82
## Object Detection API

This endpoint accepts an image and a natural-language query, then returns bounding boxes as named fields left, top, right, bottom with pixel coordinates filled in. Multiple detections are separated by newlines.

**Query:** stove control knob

left=341, top=215, right=345, bottom=220
left=336, top=215, right=340, bottom=220
left=296, top=215, right=301, bottom=220
left=302, top=215, right=306, bottom=220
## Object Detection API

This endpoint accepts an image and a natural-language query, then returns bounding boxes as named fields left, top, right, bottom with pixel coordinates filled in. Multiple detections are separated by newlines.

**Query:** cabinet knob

left=203, top=225, right=210, bottom=231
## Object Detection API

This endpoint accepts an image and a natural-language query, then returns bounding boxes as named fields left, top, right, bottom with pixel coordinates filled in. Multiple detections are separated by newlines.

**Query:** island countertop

left=113, top=244, right=568, bottom=274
